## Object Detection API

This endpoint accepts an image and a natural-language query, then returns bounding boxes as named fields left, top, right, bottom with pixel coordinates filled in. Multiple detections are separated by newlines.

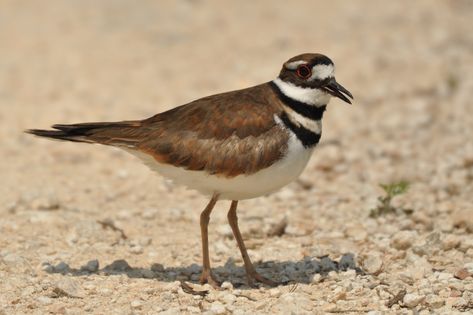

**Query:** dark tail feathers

left=26, top=121, right=142, bottom=146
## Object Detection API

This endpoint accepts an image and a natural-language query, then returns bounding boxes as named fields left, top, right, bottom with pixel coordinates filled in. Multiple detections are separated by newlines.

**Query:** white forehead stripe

left=285, top=60, right=307, bottom=70
left=272, top=78, right=330, bottom=106
left=309, top=64, right=334, bottom=81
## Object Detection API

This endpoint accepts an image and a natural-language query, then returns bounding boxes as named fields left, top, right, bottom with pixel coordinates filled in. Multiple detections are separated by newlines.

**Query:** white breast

left=127, top=133, right=313, bottom=200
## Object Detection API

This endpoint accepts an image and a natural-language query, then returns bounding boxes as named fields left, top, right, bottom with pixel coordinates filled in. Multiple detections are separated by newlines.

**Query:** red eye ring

left=296, top=64, right=312, bottom=79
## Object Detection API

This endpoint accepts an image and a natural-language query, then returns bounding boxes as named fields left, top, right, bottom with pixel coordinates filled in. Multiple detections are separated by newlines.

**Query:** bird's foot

left=246, top=270, right=279, bottom=287
left=199, top=269, right=221, bottom=289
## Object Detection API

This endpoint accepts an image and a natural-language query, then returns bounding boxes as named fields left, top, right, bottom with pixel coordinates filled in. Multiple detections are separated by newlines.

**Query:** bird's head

left=274, top=53, right=353, bottom=105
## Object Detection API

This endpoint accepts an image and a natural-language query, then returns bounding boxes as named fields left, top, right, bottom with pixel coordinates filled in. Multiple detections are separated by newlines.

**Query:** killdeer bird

left=27, top=53, right=353, bottom=288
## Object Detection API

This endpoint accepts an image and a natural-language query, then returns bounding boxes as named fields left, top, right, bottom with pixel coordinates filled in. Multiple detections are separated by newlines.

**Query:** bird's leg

left=227, top=200, right=278, bottom=287
left=199, top=194, right=221, bottom=288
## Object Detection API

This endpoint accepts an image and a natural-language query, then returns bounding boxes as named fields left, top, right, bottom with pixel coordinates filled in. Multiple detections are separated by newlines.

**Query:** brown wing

left=27, top=83, right=289, bottom=177
left=135, top=83, right=289, bottom=177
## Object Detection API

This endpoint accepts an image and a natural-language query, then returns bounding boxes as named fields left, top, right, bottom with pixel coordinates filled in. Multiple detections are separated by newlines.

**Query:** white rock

left=311, top=274, right=322, bottom=284
left=209, top=302, right=226, bottom=315
left=436, top=272, right=453, bottom=281
left=343, top=269, right=357, bottom=280
left=37, top=296, right=52, bottom=305
left=54, top=279, right=85, bottom=298
left=131, top=300, right=143, bottom=309
left=464, top=262, right=473, bottom=274
left=98, top=288, right=112, bottom=296
left=362, top=253, right=383, bottom=275
left=129, top=245, right=143, bottom=254
left=403, top=293, right=425, bottom=308
left=221, top=281, right=233, bottom=290
left=222, top=293, right=236, bottom=305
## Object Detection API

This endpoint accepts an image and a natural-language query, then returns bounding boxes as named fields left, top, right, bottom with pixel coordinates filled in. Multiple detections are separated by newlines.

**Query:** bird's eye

left=296, top=65, right=312, bottom=79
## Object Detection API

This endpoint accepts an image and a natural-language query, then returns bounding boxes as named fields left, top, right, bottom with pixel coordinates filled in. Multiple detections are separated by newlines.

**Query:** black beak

left=323, top=78, right=353, bottom=104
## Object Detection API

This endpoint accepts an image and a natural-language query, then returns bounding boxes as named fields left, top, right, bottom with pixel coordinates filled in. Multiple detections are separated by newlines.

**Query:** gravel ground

left=1, top=0, right=473, bottom=314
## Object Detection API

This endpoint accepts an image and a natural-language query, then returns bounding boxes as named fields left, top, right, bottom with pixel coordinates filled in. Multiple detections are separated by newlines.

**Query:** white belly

left=127, top=134, right=313, bottom=200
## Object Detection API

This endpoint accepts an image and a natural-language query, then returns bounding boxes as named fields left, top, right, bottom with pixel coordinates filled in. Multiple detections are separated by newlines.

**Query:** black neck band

left=270, top=81, right=327, bottom=120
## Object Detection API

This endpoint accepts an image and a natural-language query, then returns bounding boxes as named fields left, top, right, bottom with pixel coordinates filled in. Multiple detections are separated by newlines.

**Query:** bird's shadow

left=44, top=253, right=364, bottom=289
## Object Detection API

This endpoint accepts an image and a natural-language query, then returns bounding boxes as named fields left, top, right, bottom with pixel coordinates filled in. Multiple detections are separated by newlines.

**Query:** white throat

left=272, top=78, right=330, bottom=107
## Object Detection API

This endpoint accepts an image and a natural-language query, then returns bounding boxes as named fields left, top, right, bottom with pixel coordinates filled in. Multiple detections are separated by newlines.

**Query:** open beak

left=323, top=78, right=353, bottom=104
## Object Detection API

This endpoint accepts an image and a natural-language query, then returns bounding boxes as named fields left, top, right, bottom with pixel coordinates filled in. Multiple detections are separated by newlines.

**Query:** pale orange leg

left=227, top=200, right=278, bottom=287
left=199, top=194, right=221, bottom=288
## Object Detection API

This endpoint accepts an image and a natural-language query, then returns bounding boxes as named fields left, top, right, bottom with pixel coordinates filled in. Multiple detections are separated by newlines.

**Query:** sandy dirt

left=1, top=0, right=473, bottom=314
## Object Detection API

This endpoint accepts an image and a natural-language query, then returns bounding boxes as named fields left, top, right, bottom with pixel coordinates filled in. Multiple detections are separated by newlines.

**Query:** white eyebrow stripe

left=285, top=60, right=307, bottom=70
left=309, top=64, right=334, bottom=81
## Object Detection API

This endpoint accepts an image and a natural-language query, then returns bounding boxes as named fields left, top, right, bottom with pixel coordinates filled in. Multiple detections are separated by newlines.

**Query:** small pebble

left=104, top=259, right=131, bottom=271
left=339, top=253, right=357, bottom=271
left=343, top=269, right=357, bottom=280
left=320, top=256, right=337, bottom=272
left=454, top=268, right=471, bottom=280
left=131, top=300, right=143, bottom=309
left=403, top=293, right=425, bottom=308
left=209, top=302, right=226, bottom=315
left=221, top=281, right=233, bottom=290
left=41, top=262, right=55, bottom=273
left=37, top=296, right=52, bottom=305
left=187, top=306, right=201, bottom=313
left=82, top=259, right=99, bottom=272
left=464, top=262, right=473, bottom=274
left=141, top=269, right=156, bottom=279
left=54, top=261, right=70, bottom=273
left=425, top=294, right=445, bottom=309
left=391, top=231, right=416, bottom=250
left=441, top=234, right=461, bottom=251
left=129, top=245, right=144, bottom=254
left=362, top=253, right=383, bottom=275
left=54, top=279, right=85, bottom=298
left=222, top=293, right=236, bottom=305
left=460, top=238, right=473, bottom=252
left=139, top=237, right=153, bottom=246
left=151, top=263, right=165, bottom=272
left=452, top=297, right=468, bottom=309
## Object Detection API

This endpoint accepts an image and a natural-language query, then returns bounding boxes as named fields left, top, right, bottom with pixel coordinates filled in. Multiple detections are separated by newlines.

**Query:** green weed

left=369, top=181, right=412, bottom=218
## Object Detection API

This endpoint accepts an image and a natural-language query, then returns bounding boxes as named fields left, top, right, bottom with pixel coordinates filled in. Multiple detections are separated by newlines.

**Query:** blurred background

left=1, top=0, right=472, bottom=313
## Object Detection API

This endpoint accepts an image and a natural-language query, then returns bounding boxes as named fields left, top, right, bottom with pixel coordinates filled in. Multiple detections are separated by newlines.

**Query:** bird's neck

left=270, top=78, right=328, bottom=148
